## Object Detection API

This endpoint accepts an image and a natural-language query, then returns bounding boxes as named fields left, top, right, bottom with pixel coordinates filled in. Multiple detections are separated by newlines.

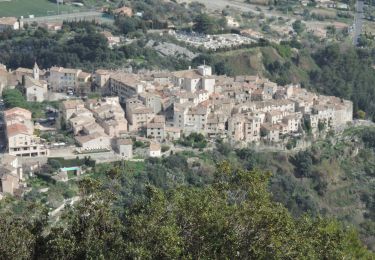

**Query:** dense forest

left=0, top=161, right=373, bottom=259
left=0, top=21, right=190, bottom=71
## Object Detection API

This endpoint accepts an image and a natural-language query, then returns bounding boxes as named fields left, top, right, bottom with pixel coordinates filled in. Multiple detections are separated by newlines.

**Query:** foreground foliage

left=0, top=163, right=372, bottom=259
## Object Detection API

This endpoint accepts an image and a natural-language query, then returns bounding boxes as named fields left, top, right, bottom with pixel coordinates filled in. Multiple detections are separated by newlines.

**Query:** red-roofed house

left=4, top=107, right=32, bottom=121
left=4, top=108, right=49, bottom=157
left=113, top=6, right=133, bottom=17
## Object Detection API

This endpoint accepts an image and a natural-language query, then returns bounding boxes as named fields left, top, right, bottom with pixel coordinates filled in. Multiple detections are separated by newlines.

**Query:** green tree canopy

left=292, top=20, right=305, bottom=35
left=0, top=163, right=372, bottom=259
left=193, top=13, right=218, bottom=34
left=124, top=162, right=372, bottom=259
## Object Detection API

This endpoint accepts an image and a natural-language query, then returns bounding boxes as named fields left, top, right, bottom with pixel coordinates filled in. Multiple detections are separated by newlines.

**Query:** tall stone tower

left=33, top=62, right=40, bottom=81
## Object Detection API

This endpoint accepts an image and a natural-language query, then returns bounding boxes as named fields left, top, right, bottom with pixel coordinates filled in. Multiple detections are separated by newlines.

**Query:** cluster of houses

left=0, top=16, right=22, bottom=32
left=0, top=4, right=356, bottom=199
left=0, top=16, right=63, bottom=33
left=1, top=63, right=354, bottom=159
left=0, top=154, right=23, bottom=199
left=0, top=62, right=91, bottom=101
left=91, top=64, right=353, bottom=146
left=0, top=63, right=353, bottom=198
left=59, top=96, right=165, bottom=157
left=2, top=62, right=353, bottom=156
left=61, top=97, right=128, bottom=152
left=3, top=107, right=49, bottom=157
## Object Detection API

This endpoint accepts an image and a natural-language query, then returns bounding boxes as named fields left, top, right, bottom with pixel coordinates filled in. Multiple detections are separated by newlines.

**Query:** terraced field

left=0, top=0, right=83, bottom=17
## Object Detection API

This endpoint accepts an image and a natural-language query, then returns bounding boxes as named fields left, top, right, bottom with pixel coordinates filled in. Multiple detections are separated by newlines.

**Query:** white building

left=23, top=77, right=48, bottom=102
left=4, top=107, right=49, bottom=157
left=75, top=133, right=111, bottom=151
left=0, top=17, right=20, bottom=32
left=126, top=100, right=155, bottom=132
left=60, top=99, right=85, bottom=121
left=0, top=155, right=23, bottom=197
left=147, top=122, right=165, bottom=140
left=49, top=67, right=83, bottom=92
left=109, top=72, right=144, bottom=102
left=115, top=139, right=133, bottom=159
left=171, top=65, right=215, bottom=94
left=20, top=63, right=47, bottom=102
left=139, top=92, right=163, bottom=114
left=149, top=142, right=161, bottom=158
left=94, top=69, right=112, bottom=88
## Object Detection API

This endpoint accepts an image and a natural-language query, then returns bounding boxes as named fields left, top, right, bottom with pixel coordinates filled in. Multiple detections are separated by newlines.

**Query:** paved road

left=49, top=147, right=123, bottom=163
left=23, top=11, right=113, bottom=24
left=179, top=0, right=292, bottom=20
left=353, top=0, right=364, bottom=45
left=178, top=0, right=342, bottom=32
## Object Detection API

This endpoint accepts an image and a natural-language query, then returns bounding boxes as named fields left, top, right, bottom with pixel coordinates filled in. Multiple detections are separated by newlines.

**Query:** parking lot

left=173, top=31, right=256, bottom=50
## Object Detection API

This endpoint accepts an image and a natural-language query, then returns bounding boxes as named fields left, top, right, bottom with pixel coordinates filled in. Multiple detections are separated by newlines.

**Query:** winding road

left=353, top=0, right=364, bottom=46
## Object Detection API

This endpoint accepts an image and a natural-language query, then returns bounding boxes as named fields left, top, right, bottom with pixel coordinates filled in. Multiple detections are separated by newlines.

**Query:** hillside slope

left=235, top=127, right=375, bottom=250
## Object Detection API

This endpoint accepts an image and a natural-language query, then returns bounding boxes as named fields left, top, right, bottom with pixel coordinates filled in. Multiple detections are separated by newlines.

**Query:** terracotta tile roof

left=117, top=138, right=132, bottom=145
left=75, top=132, right=108, bottom=144
left=14, top=68, right=33, bottom=75
left=150, top=142, right=161, bottom=151
left=62, top=100, right=84, bottom=110
left=187, top=106, right=207, bottom=115
left=132, top=107, right=153, bottom=114
left=95, top=69, right=112, bottom=75
left=261, top=123, right=280, bottom=131
left=25, top=76, right=44, bottom=88
left=267, top=110, right=283, bottom=116
left=0, top=17, right=18, bottom=26
left=4, top=107, right=32, bottom=119
left=7, top=123, right=29, bottom=137
left=110, top=72, right=142, bottom=88
left=152, top=72, right=172, bottom=78
left=69, top=115, right=95, bottom=126
left=165, top=127, right=181, bottom=133
left=50, top=67, right=81, bottom=74
left=78, top=71, right=91, bottom=79
left=113, top=6, right=133, bottom=16
left=101, top=31, right=114, bottom=38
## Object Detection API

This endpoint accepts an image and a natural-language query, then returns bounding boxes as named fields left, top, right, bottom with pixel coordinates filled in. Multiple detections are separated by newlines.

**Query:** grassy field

left=0, top=0, right=84, bottom=17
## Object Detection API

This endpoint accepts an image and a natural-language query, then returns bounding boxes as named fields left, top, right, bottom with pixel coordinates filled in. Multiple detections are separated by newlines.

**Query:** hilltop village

left=1, top=0, right=375, bottom=255
left=1, top=62, right=352, bottom=158
left=0, top=62, right=354, bottom=197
